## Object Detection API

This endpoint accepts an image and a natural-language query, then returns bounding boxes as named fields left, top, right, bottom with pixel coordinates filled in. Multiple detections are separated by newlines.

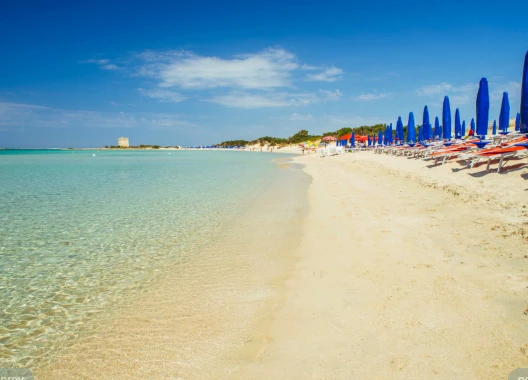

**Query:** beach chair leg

left=497, top=156, right=504, bottom=173
left=486, top=158, right=492, bottom=171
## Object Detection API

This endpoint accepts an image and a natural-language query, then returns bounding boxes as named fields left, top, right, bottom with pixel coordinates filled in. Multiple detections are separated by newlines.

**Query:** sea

left=0, top=149, right=309, bottom=376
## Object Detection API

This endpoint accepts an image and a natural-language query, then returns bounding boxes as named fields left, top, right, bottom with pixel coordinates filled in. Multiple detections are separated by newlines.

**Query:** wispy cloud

left=353, top=92, right=392, bottom=101
left=289, top=112, right=313, bottom=121
left=138, top=88, right=186, bottom=103
left=415, top=80, right=520, bottom=106
left=207, top=89, right=342, bottom=108
left=300, top=64, right=318, bottom=71
left=415, top=82, right=478, bottom=105
left=306, top=66, right=343, bottom=82
left=81, top=58, right=120, bottom=71
left=323, top=114, right=385, bottom=127
left=0, top=101, right=194, bottom=130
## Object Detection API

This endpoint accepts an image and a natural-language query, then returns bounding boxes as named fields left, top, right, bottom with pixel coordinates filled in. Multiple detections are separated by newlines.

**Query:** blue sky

left=1, top=0, right=527, bottom=148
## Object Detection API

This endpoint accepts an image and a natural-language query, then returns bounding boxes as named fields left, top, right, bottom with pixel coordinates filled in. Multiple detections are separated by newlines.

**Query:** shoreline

left=34, top=156, right=311, bottom=379
left=29, top=149, right=528, bottom=378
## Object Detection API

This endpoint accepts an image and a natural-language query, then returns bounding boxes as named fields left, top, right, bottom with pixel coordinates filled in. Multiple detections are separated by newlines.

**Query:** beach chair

left=467, top=146, right=528, bottom=172
left=460, top=136, right=528, bottom=169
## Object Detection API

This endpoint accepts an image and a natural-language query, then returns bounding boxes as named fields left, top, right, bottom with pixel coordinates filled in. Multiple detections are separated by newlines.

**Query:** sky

left=0, top=0, right=527, bottom=148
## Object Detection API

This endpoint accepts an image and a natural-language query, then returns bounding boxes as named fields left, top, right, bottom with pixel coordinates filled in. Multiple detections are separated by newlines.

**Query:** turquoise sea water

left=0, top=149, right=289, bottom=367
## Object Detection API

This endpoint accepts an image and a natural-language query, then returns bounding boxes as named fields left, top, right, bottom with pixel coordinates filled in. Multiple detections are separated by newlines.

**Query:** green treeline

left=218, top=123, right=396, bottom=146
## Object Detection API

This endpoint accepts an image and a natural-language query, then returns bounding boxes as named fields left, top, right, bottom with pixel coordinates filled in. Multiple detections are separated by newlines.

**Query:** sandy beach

left=238, top=151, right=528, bottom=379
left=34, top=149, right=528, bottom=379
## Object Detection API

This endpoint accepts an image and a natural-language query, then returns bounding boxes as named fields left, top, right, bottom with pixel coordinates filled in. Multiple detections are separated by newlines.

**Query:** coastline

left=31, top=149, right=528, bottom=379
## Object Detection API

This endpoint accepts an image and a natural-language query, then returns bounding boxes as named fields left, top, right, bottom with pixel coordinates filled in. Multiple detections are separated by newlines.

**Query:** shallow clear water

left=0, top=149, right=288, bottom=367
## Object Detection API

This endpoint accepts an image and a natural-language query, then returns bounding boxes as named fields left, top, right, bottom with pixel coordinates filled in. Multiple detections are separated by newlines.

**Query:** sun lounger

left=468, top=146, right=528, bottom=172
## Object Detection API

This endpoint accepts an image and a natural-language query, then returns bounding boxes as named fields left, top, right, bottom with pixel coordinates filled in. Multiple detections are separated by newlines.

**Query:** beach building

left=118, top=137, right=129, bottom=147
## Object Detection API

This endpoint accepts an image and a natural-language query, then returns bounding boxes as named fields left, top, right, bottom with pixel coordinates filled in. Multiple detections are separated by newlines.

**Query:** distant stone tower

left=118, top=137, right=129, bottom=147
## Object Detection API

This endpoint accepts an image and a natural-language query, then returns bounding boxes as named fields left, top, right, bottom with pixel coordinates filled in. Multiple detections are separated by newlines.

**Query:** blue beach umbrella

left=516, top=113, right=521, bottom=131
left=442, top=96, right=452, bottom=140
left=521, top=51, right=528, bottom=133
left=396, top=117, right=404, bottom=144
left=492, top=120, right=497, bottom=135
left=429, top=122, right=433, bottom=141
left=499, top=92, right=510, bottom=133
left=378, top=130, right=383, bottom=145
left=471, top=118, right=476, bottom=135
left=434, top=117, right=441, bottom=139
left=462, top=120, right=466, bottom=136
left=476, top=78, right=490, bottom=137
left=368, top=135, right=371, bottom=146
left=454, top=109, right=462, bottom=139
left=422, top=106, right=430, bottom=140
left=407, top=112, right=416, bottom=143
left=350, top=132, right=355, bottom=146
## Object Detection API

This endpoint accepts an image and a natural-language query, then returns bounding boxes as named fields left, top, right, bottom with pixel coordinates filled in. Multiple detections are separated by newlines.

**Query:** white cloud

left=207, top=89, right=342, bottom=108
left=138, top=88, right=186, bottom=103
left=138, top=48, right=298, bottom=90
left=306, top=66, right=343, bottom=82
left=353, top=92, right=392, bottom=101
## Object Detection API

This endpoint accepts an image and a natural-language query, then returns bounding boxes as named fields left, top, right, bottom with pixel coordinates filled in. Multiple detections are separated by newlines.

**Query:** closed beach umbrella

left=442, top=96, right=452, bottom=140
left=499, top=92, right=510, bottom=133
left=462, top=120, right=466, bottom=136
left=470, top=118, right=476, bottom=135
left=368, top=135, right=371, bottom=146
left=396, top=116, right=404, bottom=144
left=390, top=123, right=394, bottom=144
left=492, top=120, right=497, bottom=135
left=476, top=78, right=490, bottom=137
left=434, top=117, right=441, bottom=139
left=454, top=109, right=462, bottom=139
left=429, top=121, right=433, bottom=141
left=521, top=51, right=528, bottom=133
left=516, top=113, right=521, bottom=131
left=407, top=112, right=416, bottom=143
left=350, top=132, right=355, bottom=146
left=422, top=106, right=430, bottom=140
left=378, top=130, right=383, bottom=145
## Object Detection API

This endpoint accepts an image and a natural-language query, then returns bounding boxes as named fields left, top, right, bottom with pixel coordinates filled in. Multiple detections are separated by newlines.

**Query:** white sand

left=238, top=151, right=528, bottom=379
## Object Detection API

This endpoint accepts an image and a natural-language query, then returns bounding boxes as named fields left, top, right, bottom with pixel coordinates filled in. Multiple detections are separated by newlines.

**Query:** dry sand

left=36, top=149, right=528, bottom=379
left=238, top=151, right=528, bottom=379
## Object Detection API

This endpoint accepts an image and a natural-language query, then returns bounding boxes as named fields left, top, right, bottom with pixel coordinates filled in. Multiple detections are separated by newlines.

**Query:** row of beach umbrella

left=351, top=51, right=528, bottom=146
